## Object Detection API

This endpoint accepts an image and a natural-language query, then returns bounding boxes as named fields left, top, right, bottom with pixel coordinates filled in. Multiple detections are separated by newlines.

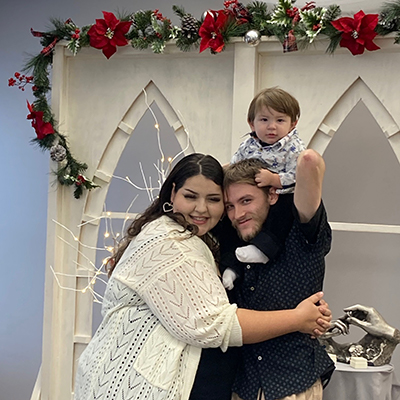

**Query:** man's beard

left=232, top=220, right=263, bottom=242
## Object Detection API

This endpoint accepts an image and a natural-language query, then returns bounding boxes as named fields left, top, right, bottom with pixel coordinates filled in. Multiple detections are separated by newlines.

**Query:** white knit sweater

left=74, top=216, right=243, bottom=400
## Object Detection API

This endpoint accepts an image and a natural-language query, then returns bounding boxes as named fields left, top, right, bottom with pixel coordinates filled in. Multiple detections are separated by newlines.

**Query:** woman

left=74, top=153, right=331, bottom=400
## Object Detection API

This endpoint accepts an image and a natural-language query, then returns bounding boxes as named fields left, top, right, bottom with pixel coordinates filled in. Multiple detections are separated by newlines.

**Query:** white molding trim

left=330, top=222, right=400, bottom=234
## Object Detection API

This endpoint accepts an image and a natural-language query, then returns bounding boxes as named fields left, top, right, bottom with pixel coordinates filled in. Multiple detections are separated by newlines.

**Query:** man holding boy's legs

left=224, top=150, right=334, bottom=400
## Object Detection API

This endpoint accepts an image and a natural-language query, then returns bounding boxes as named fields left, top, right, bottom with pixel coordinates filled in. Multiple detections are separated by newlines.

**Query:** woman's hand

left=295, top=292, right=332, bottom=336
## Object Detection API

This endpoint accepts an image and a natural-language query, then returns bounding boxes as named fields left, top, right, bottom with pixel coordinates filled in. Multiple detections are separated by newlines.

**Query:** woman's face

left=170, top=174, right=224, bottom=236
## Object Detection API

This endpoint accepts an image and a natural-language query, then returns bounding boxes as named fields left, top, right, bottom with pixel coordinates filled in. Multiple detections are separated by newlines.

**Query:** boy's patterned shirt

left=231, top=128, right=306, bottom=193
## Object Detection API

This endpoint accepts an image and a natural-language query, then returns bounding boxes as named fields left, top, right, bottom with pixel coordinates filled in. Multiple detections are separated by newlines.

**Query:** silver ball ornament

left=244, top=30, right=261, bottom=47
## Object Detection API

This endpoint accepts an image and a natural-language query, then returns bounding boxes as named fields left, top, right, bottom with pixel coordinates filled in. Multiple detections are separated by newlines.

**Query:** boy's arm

left=255, top=146, right=302, bottom=189
left=255, top=168, right=282, bottom=188
left=294, top=149, right=325, bottom=223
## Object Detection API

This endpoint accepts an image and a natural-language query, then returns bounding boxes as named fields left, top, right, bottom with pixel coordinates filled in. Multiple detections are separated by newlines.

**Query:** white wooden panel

left=37, top=35, right=400, bottom=400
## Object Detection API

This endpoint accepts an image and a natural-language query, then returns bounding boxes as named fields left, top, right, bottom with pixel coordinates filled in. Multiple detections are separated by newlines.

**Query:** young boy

left=221, top=87, right=306, bottom=289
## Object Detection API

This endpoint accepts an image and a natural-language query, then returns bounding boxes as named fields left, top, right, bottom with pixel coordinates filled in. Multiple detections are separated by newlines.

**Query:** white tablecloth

left=324, top=362, right=400, bottom=400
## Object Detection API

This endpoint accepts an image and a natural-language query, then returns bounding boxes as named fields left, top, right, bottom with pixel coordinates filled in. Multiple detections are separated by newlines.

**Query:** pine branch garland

left=323, top=4, right=341, bottom=21
left=299, top=7, right=327, bottom=43
left=173, top=5, right=201, bottom=51
left=376, top=0, right=400, bottom=35
left=172, top=5, right=187, bottom=19
left=269, top=0, right=295, bottom=28
left=18, top=22, right=98, bottom=198
left=10, top=2, right=400, bottom=198
left=246, top=1, right=273, bottom=35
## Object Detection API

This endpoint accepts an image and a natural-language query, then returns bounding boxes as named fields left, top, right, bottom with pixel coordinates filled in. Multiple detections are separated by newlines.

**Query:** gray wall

left=1, top=1, right=398, bottom=400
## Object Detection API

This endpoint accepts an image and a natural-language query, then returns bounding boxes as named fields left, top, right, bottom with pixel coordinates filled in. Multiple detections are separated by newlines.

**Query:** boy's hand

left=255, top=168, right=282, bottom=188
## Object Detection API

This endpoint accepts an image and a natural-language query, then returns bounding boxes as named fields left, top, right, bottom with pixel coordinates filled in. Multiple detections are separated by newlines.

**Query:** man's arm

left=294, top=149, right=325, bottom=223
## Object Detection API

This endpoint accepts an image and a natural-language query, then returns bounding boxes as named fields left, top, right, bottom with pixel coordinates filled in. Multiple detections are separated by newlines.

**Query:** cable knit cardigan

left=74, top=215, right=243, bottom=400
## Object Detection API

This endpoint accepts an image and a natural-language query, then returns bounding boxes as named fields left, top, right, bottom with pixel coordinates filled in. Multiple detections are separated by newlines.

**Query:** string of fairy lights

left=50, top=88, right=191, bottom=302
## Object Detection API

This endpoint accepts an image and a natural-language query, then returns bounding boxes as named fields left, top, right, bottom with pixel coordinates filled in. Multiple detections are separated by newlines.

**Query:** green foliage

left=269, top=0, right=294, bottom=28
left=223, top=17, right=250, bottom=39
left=172, top=5, right=187, bottom=19
left=79, top=25, right=91, bottom=47
left=13, top=2, right=400, bottom=198
left=23, top=54, right=51, bottom=92
left=151, top=40, right=166, bottom=53
left=323, top=4, right=341, bottom=21
left=175, top=36, right=200, bottom=52
left=247, top=1, right=273, bottom=35
left=172, top=5, right=200, bottom=51
left=376, top=0, right=400, bottom=35
left=67, top=38, right=80, bottom=55
left=31, top=132, right=56, bottom=150
left=127, top=10, right=173, bottom=52
left=324, top=24, right=342, bottom=54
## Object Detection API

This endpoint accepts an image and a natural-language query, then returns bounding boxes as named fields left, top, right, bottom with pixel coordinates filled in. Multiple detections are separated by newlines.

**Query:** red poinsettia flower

left=199, top=11, right=228, bottom=53
left=331, top=10, right=380, bottom=56
left=26, top=101, right=54, bottom=140
left=88, top=11, right=132, bottom=59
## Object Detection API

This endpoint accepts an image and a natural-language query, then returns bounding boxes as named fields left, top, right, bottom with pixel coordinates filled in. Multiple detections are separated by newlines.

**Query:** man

left=223, top=149, right=335, bottom=400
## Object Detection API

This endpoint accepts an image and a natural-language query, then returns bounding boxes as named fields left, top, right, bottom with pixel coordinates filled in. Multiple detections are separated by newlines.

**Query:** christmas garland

left=9, top=0, right=400, bottom=198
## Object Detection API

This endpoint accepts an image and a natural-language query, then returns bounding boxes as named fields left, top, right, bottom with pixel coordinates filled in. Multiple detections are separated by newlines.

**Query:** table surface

left=334, top=361, right=394, bottom=373
left=324, top=362, right=400, bottom=400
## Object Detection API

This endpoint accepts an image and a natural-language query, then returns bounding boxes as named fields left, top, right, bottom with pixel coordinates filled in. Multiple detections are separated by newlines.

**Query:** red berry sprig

left=8, top=72, right=35, bottom=91
left=153, top=9, right=171, bottom=23
left=71, top=28, right=80, bottom=40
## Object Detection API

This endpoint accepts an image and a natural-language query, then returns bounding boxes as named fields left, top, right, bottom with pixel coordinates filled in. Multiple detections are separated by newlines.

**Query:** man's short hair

left=224, top=159, right=272, bottom=197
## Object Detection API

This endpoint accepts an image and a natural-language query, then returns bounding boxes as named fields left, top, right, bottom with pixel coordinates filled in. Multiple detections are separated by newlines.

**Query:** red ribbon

left=31, top=19, right=74, bottom=56
left=41, top=37, right=59, bottom=56
left=283, top=30, right=298, bottom=53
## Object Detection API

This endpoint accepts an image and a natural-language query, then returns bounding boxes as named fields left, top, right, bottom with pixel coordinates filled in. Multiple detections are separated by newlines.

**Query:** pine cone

left=50, top=144, right=67, bottom=162
left=378, top=13, right=399, bottom=31
left=324, top=5, right=341, bottom=22
left=181, top=15, right=199, bottom=38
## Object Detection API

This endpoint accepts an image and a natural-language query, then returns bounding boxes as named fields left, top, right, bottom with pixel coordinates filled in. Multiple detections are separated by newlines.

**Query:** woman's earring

left=163, top=202, right=174, bottom=213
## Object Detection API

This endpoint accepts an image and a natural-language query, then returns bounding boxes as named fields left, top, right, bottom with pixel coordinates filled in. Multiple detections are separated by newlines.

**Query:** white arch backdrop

left=34, top=25, right=400, bottom=400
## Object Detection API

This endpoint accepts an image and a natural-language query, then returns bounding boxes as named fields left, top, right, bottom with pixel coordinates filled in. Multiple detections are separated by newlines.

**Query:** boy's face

left=249, top=105, right=297, bottom=145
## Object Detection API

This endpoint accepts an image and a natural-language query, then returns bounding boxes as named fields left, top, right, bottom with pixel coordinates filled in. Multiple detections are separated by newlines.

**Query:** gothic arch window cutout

left=84, top=80, right=194, bottom=223
left=75, top=81, right=194, bottom=285
left=309, top=77, right=400, bottom=158
left=311, top=77, right=400, bottom=235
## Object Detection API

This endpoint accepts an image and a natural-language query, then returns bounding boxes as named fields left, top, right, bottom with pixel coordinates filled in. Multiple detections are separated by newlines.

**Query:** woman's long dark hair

left=107, top=153, right=224, bottom=276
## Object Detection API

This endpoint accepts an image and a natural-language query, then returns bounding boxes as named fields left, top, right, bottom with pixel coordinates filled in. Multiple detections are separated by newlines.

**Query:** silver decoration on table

left=319, top=304, right=400, bottom=366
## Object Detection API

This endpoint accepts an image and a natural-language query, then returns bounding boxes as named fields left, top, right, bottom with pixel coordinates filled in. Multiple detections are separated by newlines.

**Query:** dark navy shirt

left=231, top=203, right=335, bottom=400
